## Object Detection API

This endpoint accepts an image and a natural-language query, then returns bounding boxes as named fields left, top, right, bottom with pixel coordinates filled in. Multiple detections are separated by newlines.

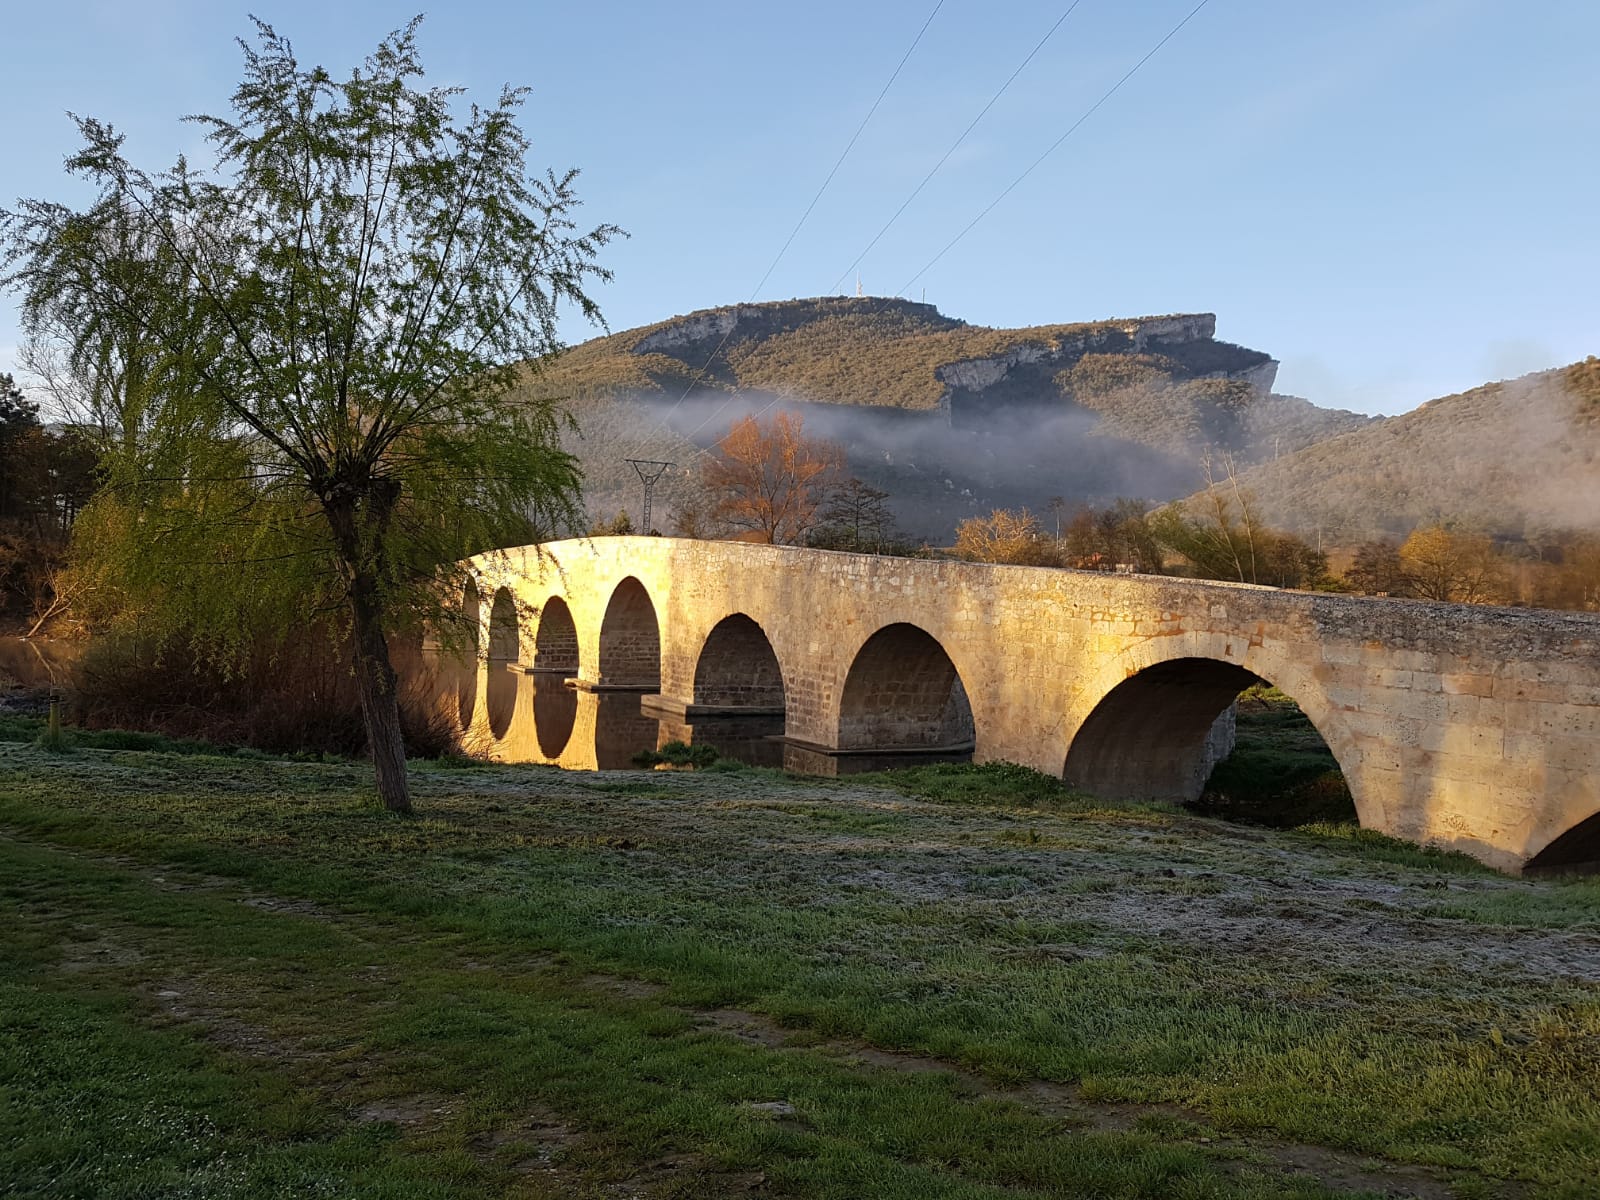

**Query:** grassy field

left=2, top=741, right=1598, bottom=1199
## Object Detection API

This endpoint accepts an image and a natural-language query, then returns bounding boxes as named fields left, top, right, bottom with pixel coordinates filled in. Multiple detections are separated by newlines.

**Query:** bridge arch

left=598, top=576, right=661, bottom=688
left=457, top=578, right=482, bottom=730
left=693, top=614, right=785, bottom=709
left=1523, top=811, right=1600, bottom=875
left=532, top=595, right=579, bottom=674
left=837, top=622, right=974, bottom=751
left=486, top=587, right=521, bottom=739
left=1063, top=648, right=1368, bottom=826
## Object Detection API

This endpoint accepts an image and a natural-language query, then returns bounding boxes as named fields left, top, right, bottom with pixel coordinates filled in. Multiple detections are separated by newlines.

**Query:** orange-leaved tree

left=702, top=413, right=843, bottom=545
left=953, top=508, right=1064, bottom=567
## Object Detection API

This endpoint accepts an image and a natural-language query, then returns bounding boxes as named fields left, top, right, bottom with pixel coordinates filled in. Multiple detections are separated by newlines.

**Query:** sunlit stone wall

left=466, top=537, right=1600, bottom=874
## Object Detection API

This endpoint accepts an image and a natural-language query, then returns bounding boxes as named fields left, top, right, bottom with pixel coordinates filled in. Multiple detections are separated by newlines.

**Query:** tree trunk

left=323, top=479, right=411, bottom=815
left=349, top=579, right=412, bottom=814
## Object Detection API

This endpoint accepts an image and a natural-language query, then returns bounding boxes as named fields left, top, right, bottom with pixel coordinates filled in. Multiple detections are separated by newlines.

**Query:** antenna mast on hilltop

left=855, top=272, right=863, bottom=297
left=625, top=458, right=674, bottom=533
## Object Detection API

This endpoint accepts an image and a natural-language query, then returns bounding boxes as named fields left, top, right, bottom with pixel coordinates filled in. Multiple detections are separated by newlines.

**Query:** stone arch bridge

left=455, top=537, right=1600, bottom=874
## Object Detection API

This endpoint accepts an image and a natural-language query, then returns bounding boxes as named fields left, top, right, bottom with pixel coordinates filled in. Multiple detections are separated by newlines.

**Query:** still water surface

left=447, top=662, right=971, bottom=774
left=451, top=663, right=787, bottom=770
left=0, top=638, right=79, bottom=691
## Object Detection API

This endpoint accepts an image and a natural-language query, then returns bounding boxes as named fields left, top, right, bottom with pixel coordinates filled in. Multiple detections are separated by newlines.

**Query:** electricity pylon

left=625, top=458, right=674, bottom=533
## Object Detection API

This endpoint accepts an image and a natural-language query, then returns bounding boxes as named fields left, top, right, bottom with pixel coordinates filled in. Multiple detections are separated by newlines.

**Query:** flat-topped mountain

left=525, top=298, right=1373, bottom=539
left=542, top=296, right=1282, bottom=412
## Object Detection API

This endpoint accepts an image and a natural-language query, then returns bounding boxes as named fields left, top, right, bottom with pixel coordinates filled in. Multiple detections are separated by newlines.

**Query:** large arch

left=532, top=595, right=579, bottom=674
left=1063, top=656, right=1363, bottom=820
left=457, top=579, right=482, bottom=731
left=693, top=614, right=785, bottom=709
left=837, top=623, right=973, bottom=750
left=1523, top=811, right=1600, bottom=875
left=597, top=576, right=661, bottom=688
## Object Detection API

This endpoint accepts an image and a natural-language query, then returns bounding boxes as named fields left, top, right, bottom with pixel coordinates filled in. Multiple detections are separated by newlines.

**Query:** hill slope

left=524, top=298, right=1372, bottom=539
left=1219, top=359, right=1600, bottom=543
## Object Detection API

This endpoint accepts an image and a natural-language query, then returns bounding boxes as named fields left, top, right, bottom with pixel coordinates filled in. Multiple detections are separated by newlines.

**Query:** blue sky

left=4, top=0, right=1596, bottom=416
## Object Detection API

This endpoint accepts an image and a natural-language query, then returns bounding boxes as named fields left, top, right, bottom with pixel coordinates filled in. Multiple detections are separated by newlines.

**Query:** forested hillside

left=1221, top=359, right=1600, bottom=543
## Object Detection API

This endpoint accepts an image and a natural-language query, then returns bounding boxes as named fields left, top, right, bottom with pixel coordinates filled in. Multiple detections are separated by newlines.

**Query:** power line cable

left=673, top=0, right=1216, bottom=470
left=899, top=0, right=1214, bottom=295
left=826, top=0, right=1087, bottom=298
left=620, top=0, right=945, bottom=462
left=670, top=2, right=1090, bottom=458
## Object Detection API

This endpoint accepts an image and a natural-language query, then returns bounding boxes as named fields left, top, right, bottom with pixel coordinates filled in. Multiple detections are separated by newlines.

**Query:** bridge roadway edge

left=464, top=537, right=1600, bottom=875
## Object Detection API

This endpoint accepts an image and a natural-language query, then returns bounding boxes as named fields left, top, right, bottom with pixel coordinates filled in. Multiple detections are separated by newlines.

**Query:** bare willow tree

left=1, top=17, right=619, bottom=812
left=1150, top=452, right=1327, bottom=588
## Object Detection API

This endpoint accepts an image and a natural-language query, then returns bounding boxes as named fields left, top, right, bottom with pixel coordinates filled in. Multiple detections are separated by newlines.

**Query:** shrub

left=633, top=740, right=719, bottom=769
left=68, top=628, right=461, bottom=759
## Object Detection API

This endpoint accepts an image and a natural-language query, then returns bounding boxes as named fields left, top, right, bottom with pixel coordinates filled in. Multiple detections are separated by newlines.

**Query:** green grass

left=633, top=739, right=721, bottom=769
left=2, top=744, right=1598, bottom=1197
left=867, top=760, right=1105, bottom=811
left=1195, top=688, right=1359, bottom=829
left=0, top=713, right=239, bottom=757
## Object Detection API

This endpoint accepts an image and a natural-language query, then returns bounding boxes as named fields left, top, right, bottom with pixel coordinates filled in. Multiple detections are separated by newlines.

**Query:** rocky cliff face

left=632, top=298, right=957, bottom=362
left=939, top=313, right=1278, bottom=429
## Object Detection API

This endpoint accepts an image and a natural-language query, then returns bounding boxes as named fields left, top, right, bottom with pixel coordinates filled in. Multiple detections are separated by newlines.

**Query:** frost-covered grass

left=1, top=744, right=1596, bottom=1198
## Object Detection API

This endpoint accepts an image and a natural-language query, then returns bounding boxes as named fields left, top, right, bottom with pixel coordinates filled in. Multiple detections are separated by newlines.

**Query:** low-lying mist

left=567, top=390, right=1209, bottom=542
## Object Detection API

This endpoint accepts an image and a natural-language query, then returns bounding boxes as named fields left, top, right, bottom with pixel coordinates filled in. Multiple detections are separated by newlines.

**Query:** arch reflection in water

left=457, top=579, right=482, bottom=730
left=484, top=588, right=522, bottom=739
left=468, top=670, right=670, bottom=769
left=533, top=678, right=579, bottom=759
left=485, top=663, right=519, bottom=740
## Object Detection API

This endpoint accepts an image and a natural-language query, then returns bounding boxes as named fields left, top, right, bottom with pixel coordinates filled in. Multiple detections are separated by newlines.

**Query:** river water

left=4, top=637, right=969, bottom=775
left=446, top=661, right=971, bottom=774
left=445, top=662, right=785, bottom=769
left=0, top=638, right=79, bottom=694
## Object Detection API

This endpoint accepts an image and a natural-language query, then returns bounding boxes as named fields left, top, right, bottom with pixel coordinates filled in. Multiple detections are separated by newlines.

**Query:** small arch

left=838, top=623, right=974, bottom=750
left=458, top=579, right=482, bottom=730
left=693, top=614, right=785, bottom=709
left=598, top=576, right=661, bottom=688
left=1064, top=658, right=1355, bottom=817
left=1524, top=812, right=1600, bottom=875
left=488, top=587, right=520, bottom=664
left=533, top=595, right=579, bottom=674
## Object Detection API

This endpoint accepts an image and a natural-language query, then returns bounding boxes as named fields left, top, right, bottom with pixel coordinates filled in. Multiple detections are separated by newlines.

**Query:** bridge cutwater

left=451, top=537, right=1600, bottom=875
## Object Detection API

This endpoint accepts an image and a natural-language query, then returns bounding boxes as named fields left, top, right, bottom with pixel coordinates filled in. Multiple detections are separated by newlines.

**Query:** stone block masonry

left=465, top=537, right=1600, bottom=874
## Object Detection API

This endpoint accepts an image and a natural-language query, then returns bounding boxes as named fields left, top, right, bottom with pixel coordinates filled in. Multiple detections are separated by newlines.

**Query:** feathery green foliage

left=2, top=17, right=619, bottom=809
